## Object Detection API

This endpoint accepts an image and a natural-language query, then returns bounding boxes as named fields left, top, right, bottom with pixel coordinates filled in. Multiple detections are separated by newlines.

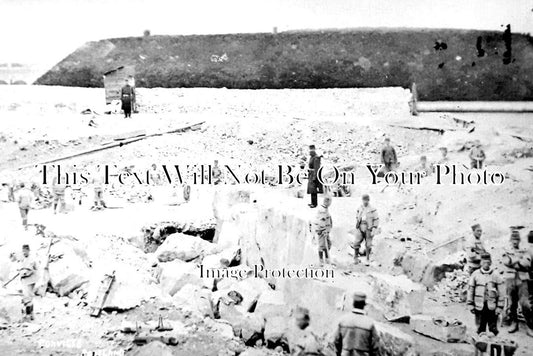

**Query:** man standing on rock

left=502, top=229, right=532, bottom=333
left=314, top=195, right=333, bottom=266
left=19, top=244, right=37, bottom=321
left=16, top=183, right=34, bottom=230
left=121, top=78, right=135, bottom=119
left=466, top=224, right=487, bottom=275
left=467, top=253, right=504, bottom=335
left=380, top=138, right=397, bottom=174
left=307, top=145, right=323, bottom=208
left=353, top=194, right=379, bottom=265
left=469, top=140, right=486, bottom=169
left=333, top=292, right=379, bottom=356
left=289, top=307, right=324, bottom=356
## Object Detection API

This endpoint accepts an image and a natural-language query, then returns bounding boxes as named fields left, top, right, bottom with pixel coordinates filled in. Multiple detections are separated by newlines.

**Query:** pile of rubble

left=431, top=269, right=470, bottom=304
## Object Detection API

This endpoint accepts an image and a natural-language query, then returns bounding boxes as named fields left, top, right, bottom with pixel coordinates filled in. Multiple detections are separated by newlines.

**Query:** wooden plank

left=90, top=271, right=115, bottom=317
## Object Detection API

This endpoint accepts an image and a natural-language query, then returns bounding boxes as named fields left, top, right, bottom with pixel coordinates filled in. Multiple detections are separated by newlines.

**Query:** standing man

left=307, top=145, right=323, bottom=208
left=19, top=244, right=37, bottom=321
left=289, top=307, right=324, bottom=356
left=502, top=229, right=532, bottom=333
left=51, top=177, right=66, bottom=214
left=465, top=224, right=487, bottom=275
left=469, top=140, right=486, bottom=169
left=16, top=183, right=34, bottom=230
left=525, top=230, right=533, bottom=337
left=212, top=160, right=223, bottom=185
left=467, top=253, right=505, bottom=335
left=314, top=195, right=333, bottom=266
left=91, top=175, right=107, bottom=211
left=121, top=78, right=135, bottom=119
left=353, top=194, right=379, bottom=265
left=380, top=138, right=397, bottom=174
left=333, top=292, right=379, bottom=356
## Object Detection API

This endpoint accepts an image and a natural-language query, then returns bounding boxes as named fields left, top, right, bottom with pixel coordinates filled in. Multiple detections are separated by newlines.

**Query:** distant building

left=102, top=65, right=136, bottom=108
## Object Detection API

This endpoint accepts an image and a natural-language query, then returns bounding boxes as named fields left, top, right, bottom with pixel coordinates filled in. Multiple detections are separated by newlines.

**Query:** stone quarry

left=0, top=86, right=532, bottom=356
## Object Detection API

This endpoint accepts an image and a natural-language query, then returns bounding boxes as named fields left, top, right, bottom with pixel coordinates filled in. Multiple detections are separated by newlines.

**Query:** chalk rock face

left=370, top=273, right=425, bottom=318
left=173, top=284, right=215, bottom=318
left=402, top=251, right=464, bottom=287
left=156, top=233, right=217, bottom=263
left=158, top=260, right=204, bottom=296
left=202, top=246, right=241, bottom=269
left=375, top=322, right=418, bottom=356
left=48, top=240, right=90, bottom=296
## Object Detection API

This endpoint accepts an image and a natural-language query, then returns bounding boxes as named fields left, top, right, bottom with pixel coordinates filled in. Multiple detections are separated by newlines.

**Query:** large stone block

left=375, top=322, right=418, bottom=356
left=48, top=240, right=91, bottom=296
left=264, top=316, right=289, bottom=349
left=173, top=284, right=214, bottom=318
left=410, top=315, right=467, bottom=343
left=156, top=233, right=217, bottom=263
left=216, top=277, right=272, bottom=313
left=158, top=260, right=204, bottom=296
left=254, top=290, right=286, bottom=318
left=370, top=273, right=425, bottom=318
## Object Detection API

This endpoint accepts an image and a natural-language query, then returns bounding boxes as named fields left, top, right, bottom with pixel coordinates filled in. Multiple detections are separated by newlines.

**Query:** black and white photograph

left=0, top=1, right=532, bottom=355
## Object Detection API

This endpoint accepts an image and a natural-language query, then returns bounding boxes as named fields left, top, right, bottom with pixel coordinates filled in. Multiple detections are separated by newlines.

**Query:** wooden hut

left=103, top=65, right=136, bottom=109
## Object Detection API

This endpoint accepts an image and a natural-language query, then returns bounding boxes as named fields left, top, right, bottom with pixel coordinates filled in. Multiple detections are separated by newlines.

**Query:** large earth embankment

left=35, top=29, right=533, bottom=101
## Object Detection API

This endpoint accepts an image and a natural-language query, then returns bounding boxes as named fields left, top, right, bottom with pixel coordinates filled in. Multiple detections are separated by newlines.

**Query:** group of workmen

left=288, top=292, right=379, bottom=356
left=465, top=224, right=533, bottom=337
left=308, top=145, right=380, bottom=267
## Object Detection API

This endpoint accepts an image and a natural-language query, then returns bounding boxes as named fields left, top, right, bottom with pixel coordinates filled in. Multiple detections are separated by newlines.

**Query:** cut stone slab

left=402, top=251, right=465, bottom=287
left=410, top=315, right=467, bottom=343
left=375, top=322, right=418, bottom=356
left=216, top=277, right=272, bottom=313
left=370, top=273, right=425, bottom=319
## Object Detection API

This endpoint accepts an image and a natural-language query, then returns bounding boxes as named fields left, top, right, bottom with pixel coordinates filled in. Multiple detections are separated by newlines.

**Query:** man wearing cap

left=467, top=253, right=504, bottom=335
left=469, top=141, right=486, bottom=169
left=333, top=292, right=379, bottom=356
left=51, top=177, right=66, bottom=214
left=314, top=195, right=333, bottom=266
left=380, top=138, right=397, bottom=173
left=16, top=183, right=34, bottom=230
left=522, top=230, right=533, bottom=336
left=353, top=194, right=379, bottom=265
left=121, top=78, right=135, bottom=119
left=19, top=244, right=37, bottom=321
left=307, top=145, right=323, bottom=209
left=289, top=306, right=324, bottom=356
left=502, top=229, right=532, bottom=333
left=465, top=224, right=487, bottom=275
left=437, top=147, right=449, bottom=165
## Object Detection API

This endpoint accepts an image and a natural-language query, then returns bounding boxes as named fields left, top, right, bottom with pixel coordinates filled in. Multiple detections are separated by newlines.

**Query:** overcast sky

left=1, top=0, right=532, bottom=66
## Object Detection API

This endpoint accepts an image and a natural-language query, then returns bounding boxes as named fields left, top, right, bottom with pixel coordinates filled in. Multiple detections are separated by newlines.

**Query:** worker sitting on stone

left=333, top=292, right=379, bottom=356
left=465, top=224, right=487, bottom=275
left=467, top=253, right=504, bottom=335
left=314, top=195, right=333, bottom=267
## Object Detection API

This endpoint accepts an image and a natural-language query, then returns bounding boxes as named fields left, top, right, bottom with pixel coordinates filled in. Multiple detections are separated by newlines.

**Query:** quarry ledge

left=199, top=264, right=335, bottom=279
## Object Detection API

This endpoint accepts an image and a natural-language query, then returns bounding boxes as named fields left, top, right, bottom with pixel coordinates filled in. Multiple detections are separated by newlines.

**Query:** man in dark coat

left=380, top=138, right=397, bottom=174
left=121, top=78, right=135, bottom=118
left=307, top=145, right=323, bottom=208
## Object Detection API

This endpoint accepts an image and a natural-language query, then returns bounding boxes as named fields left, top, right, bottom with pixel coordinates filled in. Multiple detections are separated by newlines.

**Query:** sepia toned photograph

left=0, top=1, right=532, bottom=355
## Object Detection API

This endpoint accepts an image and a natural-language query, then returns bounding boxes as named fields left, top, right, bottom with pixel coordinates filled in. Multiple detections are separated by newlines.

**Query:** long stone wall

left=35, top=29, right=533, bottom=100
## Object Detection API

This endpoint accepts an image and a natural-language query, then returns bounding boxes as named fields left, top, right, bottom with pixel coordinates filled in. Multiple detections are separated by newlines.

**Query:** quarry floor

left=0, top=86, right=533, bottom=355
